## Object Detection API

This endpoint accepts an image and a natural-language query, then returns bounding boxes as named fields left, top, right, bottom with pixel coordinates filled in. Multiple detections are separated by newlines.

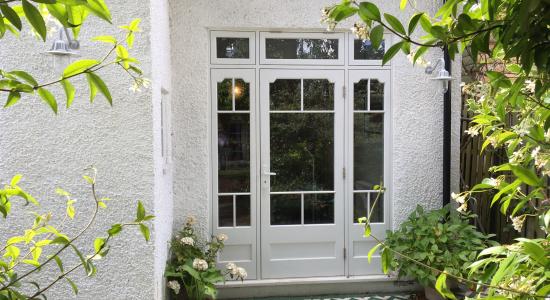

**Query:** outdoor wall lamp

left=425, top=57, right=452, bottom=93
left=47, top=27, right=79, bottom=73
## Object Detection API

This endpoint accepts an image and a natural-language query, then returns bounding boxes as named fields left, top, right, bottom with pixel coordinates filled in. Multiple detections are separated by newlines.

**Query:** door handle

left=263, top=171, right=277, bottom=176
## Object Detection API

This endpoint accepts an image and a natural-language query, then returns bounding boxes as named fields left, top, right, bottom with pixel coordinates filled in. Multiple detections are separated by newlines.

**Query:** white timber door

left=259, top=69, right=345, bottom=278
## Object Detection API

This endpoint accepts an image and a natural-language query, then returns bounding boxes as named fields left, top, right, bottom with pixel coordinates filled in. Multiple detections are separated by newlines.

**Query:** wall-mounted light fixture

left=47, top=27, right=79, bottom=73
left=425, top=57, right=452, bottom=93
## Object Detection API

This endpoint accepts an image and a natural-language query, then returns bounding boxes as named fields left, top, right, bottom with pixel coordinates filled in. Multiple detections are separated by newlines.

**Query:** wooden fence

left=460, top=95, right=543, bottom=243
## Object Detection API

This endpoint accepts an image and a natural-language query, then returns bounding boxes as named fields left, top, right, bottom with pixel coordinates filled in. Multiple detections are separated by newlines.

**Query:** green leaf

left=367, top=243, right=382, bottom=263
left=364, top=224, right=371, bottom=237
left=61, top=79, right=75, bottom=108
left=358, top=2, right=380, bottom=21
left=0, top=4, right=22, bottom=31
left=37, top=88, right=57, bottom=114
left=399, top=0, right=407, bottom=10
left=136, top=200, right=145, bottom=221
left=518, top=239, right=548, bottom=266
left=10, top=174, right=22, bottom=186
left=22, top=0, right=47, bottom=41
left=510, top=165, right=541, bottom=186
left=408, top=13, right=423, bottom=35
left=419, top=13, right=432, bottom=32
left=53, top=255, right=64, bottom=272
left=107, top=224, right=122, bottom=236
left=85, top=73, right=98, bottom=103
left=85, top=72, right=112, bottom=105
left=384, top=13, right=406, bottom=35
left=92, top=35, right=117, bottom=44
left=435, top=273, right=457, bottom=300
left=139, top=223, right=150, bottom=242
left=413, top=46, right=429, bottom=65
left=382, top=41, right=404, bottom=65
left=369, top=25, right=384, bottom=50
left=85, top=0, right=111, bottom=23
left=10, top=70, right=38, bottom=86
left=4, top=91, right=21, bottom=108
left=66, top=277, right=78, bottom=295
left=93, top=238, right=105, bottom=253
left=63, top=59, right=100, bottom=78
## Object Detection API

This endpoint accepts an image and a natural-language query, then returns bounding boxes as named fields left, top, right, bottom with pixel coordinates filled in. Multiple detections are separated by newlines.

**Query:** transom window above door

left=210, top=30, right=391, bottom=280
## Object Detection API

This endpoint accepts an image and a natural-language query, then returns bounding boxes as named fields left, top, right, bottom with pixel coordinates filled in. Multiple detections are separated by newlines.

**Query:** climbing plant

left=321, top=0, right=549, bottom=298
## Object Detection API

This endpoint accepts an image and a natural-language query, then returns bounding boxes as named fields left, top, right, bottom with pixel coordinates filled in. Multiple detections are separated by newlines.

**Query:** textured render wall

left=0, top=1, right=156, bottom=299
left=168, top=1, right=461, bottom=233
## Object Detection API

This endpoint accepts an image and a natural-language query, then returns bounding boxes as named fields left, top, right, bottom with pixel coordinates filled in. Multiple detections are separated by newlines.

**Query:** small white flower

left=185, top=215, right=197, bottom=226
left=511, top=215, right=525, bottom=232
left=350, top=22, right=369, bottom=39
left=456, top=202, right=468, bottom=213
left=180, top=237, right=194, bottom=246
left=167, top=280, right=181, bottom=295
left=486, top=178, right=499, bottom=187
left=451, top=192, right=459, bottom=200
left=226, top=262, right=236, bottom=271
left=465, top=127, right=479, bottom=137
left=510, top=150, right=524, bottom=164
left=235, top=267, right=247, bottom=280
left=216, top=233, right=228, bottom=242
left=192, top=258, right=209, bottom=271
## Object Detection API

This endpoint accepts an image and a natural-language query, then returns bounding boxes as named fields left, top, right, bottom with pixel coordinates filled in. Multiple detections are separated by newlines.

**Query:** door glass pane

left=216, top=37, right=250, bottom=59
left=354, top=113, right=383, bottom=190
left=303, top=79, right=334, bottom=110
left=271, top=194, right=301, bottom=225
left=236, top=195, right=251, bottom=226
left=353, top=193, right=368, bottom=223
left=270, top=114, right=334, bottom=192
left=270, top=79, right=301, bottom=111
left=217, top=79, right=232, bottom=111
left=304, top=193, right=334, bottom=224
left=218, top=114, right=250, bottom=193
left=219, top=195, right=234, bottom=227
left=369, top=193, right=384, bottom=223
left=370, top=79, right=384, bottom=110
left=353, top=79, right=369, bottom=110
left=265, top=38, right=338, bottom=59
left=234, top=78, right=250, bottom=111
left=354, top=39, right=385, bottom=60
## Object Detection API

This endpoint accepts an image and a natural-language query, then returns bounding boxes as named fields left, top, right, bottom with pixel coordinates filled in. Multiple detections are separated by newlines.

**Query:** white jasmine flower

left=167, top=280, right=181, bottom=295
left=235, top=267, right=247, bottom=280
left=486, top=178, right=499, bottom=186
left=510, top=150, right=524, bottom=164
left=351, top=22, right=369, bottom=39
left=180, top=237, right=194, bottom=246
left=216, top=233, right=228, bottom=242
left=465, top=126, right=479, bottom=137
left=192, top=258, right=209, bottom=271
left=451, top=192, right=459, bottom=200
left=456, top=202, right=468, bottom=213
left=511, top=215, right=525, bottom=232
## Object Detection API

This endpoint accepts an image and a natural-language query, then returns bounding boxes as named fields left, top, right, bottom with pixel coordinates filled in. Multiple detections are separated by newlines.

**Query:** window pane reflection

left=234, top=78, right=250, bottom=111
left=354, top=39, right=385, bottom=60
left=216, top=37, right=250, bottom=59
left=270, top=79, right=301, bottom=111
left=219, top=196, right=233, bottom=227
left=266, top=38, right=338, bottom=59
left=236, top=195, right=251, bottom=226
left=270, top=114, right=334, bottom=192
left=271, top=194, right=301, bottom=225
left=218, top=114, right=250, bottom=193
left=303, top=79, right=334, bottom=110
left=354, top=113, right=383, bottom=190
left=217, top=79, right=232, bottom=111
left=304, top=193, right=334, bottom=224
left=353, top=79, right=369, bottom=111
left=370, top=79, right=384, bottom=110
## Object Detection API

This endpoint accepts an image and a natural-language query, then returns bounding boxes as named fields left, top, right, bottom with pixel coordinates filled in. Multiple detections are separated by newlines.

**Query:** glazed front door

left=259, top=69, right=345, bottom=278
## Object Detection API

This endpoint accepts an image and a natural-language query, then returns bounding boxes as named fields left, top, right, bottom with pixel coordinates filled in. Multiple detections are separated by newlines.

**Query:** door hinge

left=343, top=247, right=347, bottom=260
left=342, top=167, right=346, bottom=179
left=342, top=86, right=346, bottom=99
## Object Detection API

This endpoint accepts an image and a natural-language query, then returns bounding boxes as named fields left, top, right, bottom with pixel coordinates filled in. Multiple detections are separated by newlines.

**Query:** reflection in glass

left=271, top=194, right=301, bottom=225
left=370, top=79, right=384, bottom=110
left=353, top=79, right=369, bottom=110
left=236, top=195, right=251, bottom=226
left=216, top=37, right=250, bottom=59
left=354, top=113, right=383, bottom=190
left=303, top=79, right=334, bottom=110
left=234, top=79, right=250, bottom=111
left=217, top=79, right=232, bottom=111
left=370, top=193, right=384, bottom=223
left=270, top=114, right=334, bottom=192
left=354, top=39, right=385, bottom=60
left=270, top=79, right=301, bottom=110
left=266, top=38, right=339, bottom=60
left=353, top=193, right=368, bottom=223
left=218, top=114, right=250, bottom=193
left=219, top=196, right=233, bottom=227
left=304, top=193, right=334, bottom=224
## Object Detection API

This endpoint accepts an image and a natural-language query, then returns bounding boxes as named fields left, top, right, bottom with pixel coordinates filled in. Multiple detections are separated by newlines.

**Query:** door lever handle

left=263, top=171, right=277, bottom=176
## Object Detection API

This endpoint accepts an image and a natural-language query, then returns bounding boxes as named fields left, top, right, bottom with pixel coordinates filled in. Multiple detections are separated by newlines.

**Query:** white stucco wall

left=0, top=1, right=159, bottom=299
left=168, top=0, right=461, bottom=233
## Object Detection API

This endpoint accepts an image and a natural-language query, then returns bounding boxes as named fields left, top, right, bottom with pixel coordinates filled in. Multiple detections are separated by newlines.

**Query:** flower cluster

left=167, top=280, right=181, bottom=295
left=192, top=258, right=209, bottom=271
left=320, top=6, right=337, bottom=31
left=226, top=262, right=247, bottom=281
left=350, top=22, right=369, bottom=40
left=180, top=236, right=194, bottom=246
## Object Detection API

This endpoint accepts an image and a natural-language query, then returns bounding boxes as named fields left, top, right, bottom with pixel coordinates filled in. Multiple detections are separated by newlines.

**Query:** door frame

left=209, top=30, right=393, bottom=280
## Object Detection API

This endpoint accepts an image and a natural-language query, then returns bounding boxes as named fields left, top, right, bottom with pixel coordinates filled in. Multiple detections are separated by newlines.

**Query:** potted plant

left=164, top=216, right=246, bottom=300
left=380, top=205, right=494, bottom=299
